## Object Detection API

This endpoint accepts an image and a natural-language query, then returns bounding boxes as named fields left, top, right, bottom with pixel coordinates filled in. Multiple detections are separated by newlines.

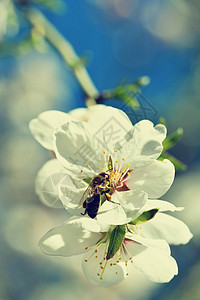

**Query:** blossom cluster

left=30, top=105, right=192, bottom=286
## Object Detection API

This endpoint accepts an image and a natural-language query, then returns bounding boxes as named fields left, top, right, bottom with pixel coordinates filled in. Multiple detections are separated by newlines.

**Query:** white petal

left=115, top=190, right=148, bottom=220
left=121, top=120, right=166, bottom=166
left=127, top=159, right=175, bottom=198
left=82, top=244, right=127, bottom=287
left=39, top=217, right=101, bottom=256
left=35, top=159, right=71, bottom=208
left=97, top=201, right=128, bottom=225
left=126, top=234, right=171, bottom=255
left=29, top=110, right=73, bottom=150
left=125, top=237, right=178, bottom=283
left=96, top=190, right=147, bottom=225
left=54, top=121, right=106, bottom=175
left=87, top=106, right=133, bottom=151
left=141, top=213, right=193, bottom=245
left=59, top=182, right=87, bottom=216
left=68, top=104, right=107, bottom=122
left=141, top=199, right=184, bottom=212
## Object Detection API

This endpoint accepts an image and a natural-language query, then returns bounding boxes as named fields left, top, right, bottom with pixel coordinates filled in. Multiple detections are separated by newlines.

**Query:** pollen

left=80, top=170, right=83, bottom=173
left=85, top=259, right=88, bottom=262
left=99, top=262, right=102, bottom=265
left=95, top=256, right=98, bottom=258
left=115, top=160, right=119, bottom=163
left=103, top=151, right=106, bottom=154
left=110, top=263, right=112, bottom=266
left=95, top=249, right=97, bottom=253
left=114, top=150, right=118, bottom=152
left=122, top=158, right=125, bottom=161
left=131, top=260, right=133, bottom=263
left=86, top=164, right=89, bottom=167
left=85, top=247, right=88, bottom=250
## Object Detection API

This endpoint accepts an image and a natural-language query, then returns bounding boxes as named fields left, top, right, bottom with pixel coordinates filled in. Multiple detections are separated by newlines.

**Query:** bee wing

left=79, top=185, right=94, bottom=205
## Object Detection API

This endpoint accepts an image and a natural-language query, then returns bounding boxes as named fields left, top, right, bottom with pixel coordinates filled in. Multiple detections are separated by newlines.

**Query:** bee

left=80, top=172, right=113, bottom=219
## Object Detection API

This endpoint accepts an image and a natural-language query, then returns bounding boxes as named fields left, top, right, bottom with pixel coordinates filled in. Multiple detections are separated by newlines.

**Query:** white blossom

left=30, top=106, right=175, bottom=225
left=38, top=201, right=192, bottom=287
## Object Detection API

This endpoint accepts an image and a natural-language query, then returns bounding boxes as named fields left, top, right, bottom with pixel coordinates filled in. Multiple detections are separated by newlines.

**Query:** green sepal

left=83, top=177, right=93, bottom=184
left=158, top=152, right=187, bottom=171
left=101, top=76, right=150, bottom=110
left=162, top=128, right=183, bottom=151
left=106, top=225, right=126, bottom=260
left=129, top=209, right=159, bottom=225
left=159, top=117, right=167, bottom=126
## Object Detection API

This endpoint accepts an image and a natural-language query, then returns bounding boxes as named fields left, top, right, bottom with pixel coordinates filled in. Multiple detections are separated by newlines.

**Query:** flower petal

left=125, top=237, right=178, bottom=283
left=35, top=159, right=71, bottom=208
left=29, top=110, right=73, bottom=150
left=127, top=159, right=175, bottom=198
left=141, top=199, right=184, bottom=212
left=39, top=217, right=101, bottom=256
left=121, top=120, right=166, bottom=166
left=116, top=190, right=148, bottom=220
left=96, top=190, right=147, bottom=225
left=97, top=201, right=128, bottom=225
left=59, top=181, right=87, bottom=216
left=141, top=212, right=193, bottom=245
left=82, top=244, right=127, bottom=287
left=68, top=104, right=107, bottom=122
left=87, top=106, right=133, bottom=151
left=54, top=121, right=107, bottom=176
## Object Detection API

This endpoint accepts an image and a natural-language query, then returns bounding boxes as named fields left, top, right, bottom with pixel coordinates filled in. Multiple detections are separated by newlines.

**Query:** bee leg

left=81, top=209, right=87, bottom=216
left=105, top=193, right=120, bottom=205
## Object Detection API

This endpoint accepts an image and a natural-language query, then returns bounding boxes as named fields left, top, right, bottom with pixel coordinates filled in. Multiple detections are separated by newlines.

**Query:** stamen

left=114, top=150, right=118, bottom=153
left=100, top=260, right=108, bottom=280
left=119, top=164, right=130, bottom=176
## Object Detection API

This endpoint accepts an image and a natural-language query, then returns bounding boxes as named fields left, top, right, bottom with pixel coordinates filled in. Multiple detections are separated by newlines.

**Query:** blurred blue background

left=0, top=0, right=200, bottom=299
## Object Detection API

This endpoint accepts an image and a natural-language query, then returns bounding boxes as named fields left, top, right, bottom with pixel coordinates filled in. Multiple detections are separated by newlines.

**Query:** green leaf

left=129, top=209, right=159, bottom=225
left=83, top=177, right=92, bottom=184
left=158, top=152, right=187, bottom=171
left=106, top=225, right=126, bottom=260
left=162, top=128, right=183, bottom=151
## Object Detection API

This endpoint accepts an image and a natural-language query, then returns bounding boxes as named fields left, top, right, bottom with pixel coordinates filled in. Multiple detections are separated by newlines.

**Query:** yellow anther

left=86, top=164, right=89, bottom=167
left=122, top=158, right=125, bottom=161
left=115, top=160, right=119, bottom=163
left=103, top=151, right=106, bottom=154
left=114, top=150, right=118, bottom=152
left=119, top=164, right=130, bottom=176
